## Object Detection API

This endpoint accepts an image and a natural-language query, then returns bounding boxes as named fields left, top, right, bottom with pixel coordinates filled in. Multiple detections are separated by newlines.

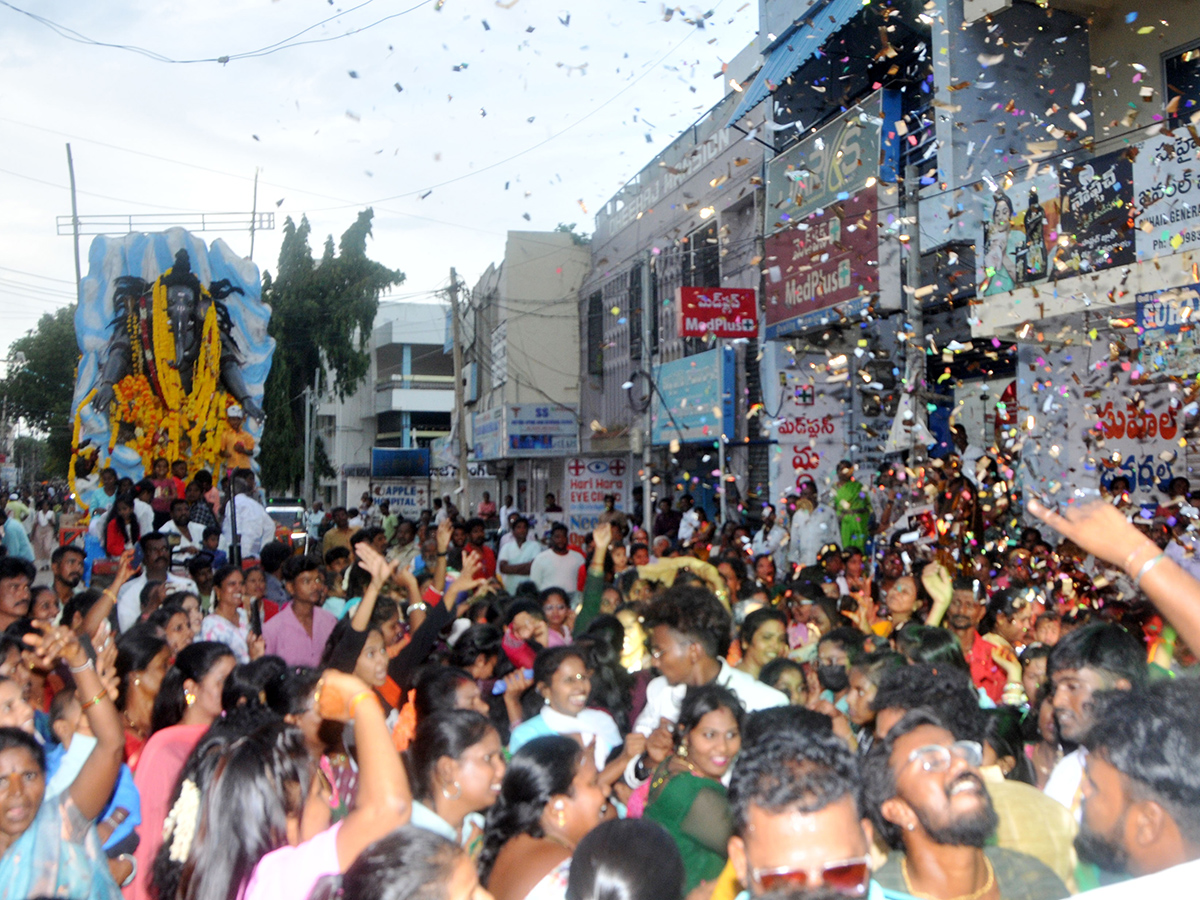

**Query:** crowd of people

left=0, top=454, right=1195, bottom=900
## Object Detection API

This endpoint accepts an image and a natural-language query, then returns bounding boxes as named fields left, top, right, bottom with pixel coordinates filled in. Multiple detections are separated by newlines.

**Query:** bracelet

left=348, top=690, right=378, bottom=718
left=80, top=690, right=107, bottom=711
left=118, top=853, right=137, bottom=888
left=436, top=551, right=448, bottom=557
left=1134, top=553, right=1165, bottom=588
left=68, top=659, right=93, bottom=674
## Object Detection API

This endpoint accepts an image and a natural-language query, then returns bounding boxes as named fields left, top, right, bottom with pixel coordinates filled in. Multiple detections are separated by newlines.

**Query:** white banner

left=563, top=457, right=629, bottom=545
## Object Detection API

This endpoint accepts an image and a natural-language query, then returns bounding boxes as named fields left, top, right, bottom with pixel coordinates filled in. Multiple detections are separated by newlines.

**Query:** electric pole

left=905, top=162, right=927, bottom=468
left=640, top=251, right=653, bottom=537
left=449, top=268, right=470, bottom=503
left=65, top=144, right=82, bottom=299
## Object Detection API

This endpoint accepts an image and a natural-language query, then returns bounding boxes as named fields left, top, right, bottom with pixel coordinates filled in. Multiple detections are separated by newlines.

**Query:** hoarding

left=1138, top=283, right=1200, bottom=379
left=370, top=447, right=431, bottom=479
left=507, top=405, right=579, bottom=456
left=1133, top=131, right=1200, bottom=259
left=1058, top=149, right=1135, bottom=274
left=563, top=457, right=629, bottom=544
left=371, top=480, right=430, bottom=518
left=652, top=348, right=736, bottom=445
left=676, top=287, right=757, bottom=338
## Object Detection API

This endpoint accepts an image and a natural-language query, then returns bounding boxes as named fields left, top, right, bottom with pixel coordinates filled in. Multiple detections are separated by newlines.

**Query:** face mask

left=818, top=664, right=849, bottom=693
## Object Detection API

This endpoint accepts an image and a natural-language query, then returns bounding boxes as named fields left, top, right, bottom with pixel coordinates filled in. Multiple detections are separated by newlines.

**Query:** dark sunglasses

left=751, top=856, right=871, bottom=897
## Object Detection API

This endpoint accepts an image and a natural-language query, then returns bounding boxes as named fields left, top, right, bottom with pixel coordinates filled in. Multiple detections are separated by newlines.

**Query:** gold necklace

left=540, top=832, right=575, bottom=852
left=901, top=856, right=995, bottom=900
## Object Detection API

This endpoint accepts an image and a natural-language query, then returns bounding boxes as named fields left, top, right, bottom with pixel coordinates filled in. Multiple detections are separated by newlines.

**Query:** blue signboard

left=1137, top=283, right=1200, bottom=378
left=371, top=447, right=431, bottom=478
left=651, top=348, right=736, bottom=445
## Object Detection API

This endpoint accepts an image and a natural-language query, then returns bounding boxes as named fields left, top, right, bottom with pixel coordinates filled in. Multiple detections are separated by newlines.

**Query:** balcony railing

left=375, top=374, right=455, bottom=392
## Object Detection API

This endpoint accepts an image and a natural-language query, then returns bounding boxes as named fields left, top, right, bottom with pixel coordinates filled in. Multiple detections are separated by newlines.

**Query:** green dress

left=834, top=479, right=871, bottom=550
left=644, top=761, right=734, bottom=893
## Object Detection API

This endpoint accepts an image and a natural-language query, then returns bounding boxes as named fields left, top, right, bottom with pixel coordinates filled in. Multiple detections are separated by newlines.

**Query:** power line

left=0, top=0, right=435, bottom=65
left=0, top=265, right=75, bottom=284
left=0, top=165, right=197, bottom=212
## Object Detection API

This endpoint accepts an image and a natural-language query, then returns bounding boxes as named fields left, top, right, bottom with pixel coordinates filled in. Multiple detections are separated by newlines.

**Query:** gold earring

left=134, top=677, right=141, bottom=687
left=185, top=692, right=196, bottom=707
left=555, top=800, right=566, bottom=828
left=678, top=743, right=688, bottom=759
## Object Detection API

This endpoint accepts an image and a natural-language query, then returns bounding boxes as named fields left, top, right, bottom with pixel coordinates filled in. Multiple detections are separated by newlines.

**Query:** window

left=629, top=262, right=644, bottom=360
left=683, top=222, right=720, bottom=288
left=587, top=291, right=604, bottom=377
left=1165, top=41, right=1200, bottom=129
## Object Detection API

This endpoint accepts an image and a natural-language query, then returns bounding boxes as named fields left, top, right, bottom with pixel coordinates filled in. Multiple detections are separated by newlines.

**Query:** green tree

left=259, top=210, right=403, bottom=493
left=0, top=305, right=78, bottom=478
left=554, top=222, right=591, bottom=246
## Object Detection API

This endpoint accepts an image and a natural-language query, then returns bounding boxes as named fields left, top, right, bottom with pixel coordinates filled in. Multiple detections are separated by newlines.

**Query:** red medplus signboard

left=763, top=186, right=879, bottom=339
left=676, top=287, right=758, bottom=338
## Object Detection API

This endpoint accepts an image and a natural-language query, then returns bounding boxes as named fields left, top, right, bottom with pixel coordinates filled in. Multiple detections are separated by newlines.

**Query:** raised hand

left=592, top=521, right=612, bottom=550
left=316, top=670, right=374, bottom=723
left=1026, top=499, right=1148, bottom=571
left=23, top=622, right=86, bottom=670
left=436, top=518, right=454, bottom=554
left=356, top=542, right=398, bottom=586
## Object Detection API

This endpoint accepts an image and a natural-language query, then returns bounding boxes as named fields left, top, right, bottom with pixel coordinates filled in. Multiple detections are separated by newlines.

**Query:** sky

left=0, top=0, right=760, bottom=356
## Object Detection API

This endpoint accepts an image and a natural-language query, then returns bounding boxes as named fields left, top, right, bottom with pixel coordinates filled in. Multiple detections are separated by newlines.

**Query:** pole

left=718, top=344, right=728, bottom=524
left=640, top=251, right=653, bottom=537
left=449, top=267, right=470, bottom=503
left=302, top=385, right=313, bottom=503
left=65, top=144, right=82, bottom=298
left=249, top=168, right=259, bottom=261
left=905, top=163, right=926, bottom=468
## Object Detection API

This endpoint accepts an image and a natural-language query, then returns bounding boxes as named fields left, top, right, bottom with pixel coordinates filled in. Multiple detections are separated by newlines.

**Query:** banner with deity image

left=977, top=170, right=1060, bottom=297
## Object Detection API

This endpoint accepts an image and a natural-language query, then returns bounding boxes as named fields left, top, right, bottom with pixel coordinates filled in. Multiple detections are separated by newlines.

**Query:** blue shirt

left=1, top=517, right=34, bottom=561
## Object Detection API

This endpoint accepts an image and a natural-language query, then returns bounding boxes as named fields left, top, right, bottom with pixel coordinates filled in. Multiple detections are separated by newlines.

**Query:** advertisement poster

left=371, top=480, right=430, bottom=518
left=1058, top=150, right=1136, bottom=274
left=507, top=405, right=579, bottom=456
left=1133, top=131, right=1200, bottom=259
left=977, top=170, right=1060, bottom=296
left=769, top=363, right=847, bottom=504
left=652, top=348, right=735, bottom=445
left=676, top=287, right=757, bottom=338
left=563, top=457, right=629, bottom=545
left=1137, top=283, right=1200, bottom=379
left=764, top=187, right=879, bottom=339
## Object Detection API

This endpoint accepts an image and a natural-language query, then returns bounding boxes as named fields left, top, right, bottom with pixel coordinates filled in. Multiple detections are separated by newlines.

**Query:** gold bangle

left=80, top=690, right=107, bottom=711
left=348, top=690, right=378, bottom=718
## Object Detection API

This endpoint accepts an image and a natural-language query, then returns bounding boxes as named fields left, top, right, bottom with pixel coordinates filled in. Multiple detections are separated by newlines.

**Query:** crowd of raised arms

left=0, top=457, right=1198, bottom=900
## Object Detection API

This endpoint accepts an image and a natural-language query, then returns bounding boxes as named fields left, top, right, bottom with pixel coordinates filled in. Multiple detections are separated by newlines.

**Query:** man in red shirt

left=944, top=578, right=1006, bottom=703
left=466, top=517, right=496, bottom=580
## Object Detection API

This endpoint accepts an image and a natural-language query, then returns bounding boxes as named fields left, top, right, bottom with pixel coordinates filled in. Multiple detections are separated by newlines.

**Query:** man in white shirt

left=676, top=494, right=699, bottom=544
left=626, top=584, right=786, bottom=786
left=159, top=498, right=207, bottom=570
left=133, top=480, right=156, bottom=537
left=497, top=516, right=543, bottom=594
left=1071, top=680, right=1200, bottom=897
left=786, top=478, right=840, bottom=569
left=529, top=523, right=584, bottom=598
left=117, top=533, right=198, bottom=632
left=497, top=495, right=517, bottom=534
left=220, top=470, right=277, bottom=563
left=1044, top=623, right=1146, bottom=819
left=750, top=503, right=789, bottom=577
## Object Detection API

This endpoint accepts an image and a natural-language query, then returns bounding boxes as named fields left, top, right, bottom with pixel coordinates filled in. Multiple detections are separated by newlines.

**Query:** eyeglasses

left=904, top=741, right=983, bottom=773
left=751, top=857, right=871, bottom=897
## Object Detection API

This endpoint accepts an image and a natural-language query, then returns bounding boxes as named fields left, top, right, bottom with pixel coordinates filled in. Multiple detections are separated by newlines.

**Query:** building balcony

left=374, top=374, right=456, bottom=415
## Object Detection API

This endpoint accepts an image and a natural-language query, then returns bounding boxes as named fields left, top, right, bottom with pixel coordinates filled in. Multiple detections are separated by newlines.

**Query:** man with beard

left=940, top=578, right=1008, bottom=704
left=1071, top=680, right=1200, bottom=896
left=1043, top=624, right=1146, bottom=819
left=49, top=545, right=86, bottom=610
left=864, top=709, right=1068, bottom=900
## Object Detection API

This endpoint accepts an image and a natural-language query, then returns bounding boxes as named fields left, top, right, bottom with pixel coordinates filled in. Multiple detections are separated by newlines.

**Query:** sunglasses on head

left=751, top=856, right=871, bottom=897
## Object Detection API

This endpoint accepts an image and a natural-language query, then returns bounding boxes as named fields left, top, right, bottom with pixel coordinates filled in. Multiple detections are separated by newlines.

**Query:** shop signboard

left=1137, top=283, right=1200, bottom=379
left=471, top=407, right=504, bottom=461
left=1058, top=149, right=1136, bottom=274
left=676, top=287, right=757, bottom=338
left=563, top=457, right=629, bottom=545
left=763, top=187, right=878, bottom=339
left=765, top=100, right=880, bottom=236
left=507, top=405, right=578, bottom=456
left=976, top=169, right=1060, bottom=297
left=652, top=348, right=736, bottom=445
left=1017, top=345, right=1180, bottom=505
left=370, top=447, right=430, bottom=479
left=370, top=480, right=430, bottom=518
left=769, top=361, right=847, bottom=503
left=1133, top=131, right=1200, bottom=259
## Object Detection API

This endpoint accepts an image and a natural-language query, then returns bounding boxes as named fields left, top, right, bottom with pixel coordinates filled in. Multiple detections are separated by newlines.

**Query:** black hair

left=1019, top=642, right=1052, bottom=667
left=742, top=706, right=834, bottom=746
left=0, top=556, right=35, bottom=585
left=115, top=627, right=168, bottom=711
left=49, top=545, right=84, bottom=566
left=575, top=620, right=634, bottom=733
left=1086, top=680, right=1200, bottom=846
left=643, top=584, right=732, bottom=659
left=140, top=578, right=166, bottom=613
left=818, top=626, right=867, bottom=656
left=322, top=616, right=383, bottom=673
left=0, top=726, right=45, bottom=773
left=412, top=666, right=478, bottom=721
left=869, top=663, right=983, bottom=742
left=149, top=640, right=236, bottom=735
left=212, top=564, right=242, bottom=590
left=449, top=624, right=503, bottom=670
left=862, top=708, right=951, bottom=849
left=478, top=735, right=583, bottom=881
left=533, top=645, right=588, bottom=693
left=139, top=531, right=167, bottom=553
left=173, top=717, right=311, bottom=900
left=311, top=826, right=465, bottom=900
left=676, top=683, right=744, bottom=744
left=979, top=588, right=1031, bottom=636
left=103, top=495, right=140, bottom=548
left=146, top=601, right=189, bottom=634
left=539, top=586, right=571, bottom=608
left=222, top=656, right=289, bottom=711
left=739, top=607, right=787, bottom=649
left=566, top=818, right=685, bottom=900
left=759, top=658, right=805, bottom=695
left=62, top=588, right=104, bottom=630
left=264, top=666, right=323, bottom=717
left=259, top=541, right=291, bottom=575
left=894, top=625, right=969, bottom=673
left=981, top=706, right=1036, bottom=785
left=848, top=650, right=906, bottom=684
left=728, top=727, right=861, bottom=835
left=409, top=709, right=496, bottom=802
left=1047, top=623, right=1146, bottom=687
left=281, top=554, right=322, bottom=583
left=504, top=599, right=546, bottom=627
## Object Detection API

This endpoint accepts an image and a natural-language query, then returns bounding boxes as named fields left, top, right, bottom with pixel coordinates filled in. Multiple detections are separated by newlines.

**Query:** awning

left=727, top=0, right=866, bottom=125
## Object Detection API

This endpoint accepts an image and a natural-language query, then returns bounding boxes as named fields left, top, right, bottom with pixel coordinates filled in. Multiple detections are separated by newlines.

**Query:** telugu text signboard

left=765, top=101, right=880, bottom=236
left=652, top=348, right=736, bottom=445
left=1134, top=131, right=1200, bottom=259
left=763, top=187, right=878, bottom=339
left=563, top=457, right=629, bottom=545
left=1059, top=149, right=1135, bottom=275
left=769, top=361, right=847, bottom=503
left=676, top=287, right=757, bottom=338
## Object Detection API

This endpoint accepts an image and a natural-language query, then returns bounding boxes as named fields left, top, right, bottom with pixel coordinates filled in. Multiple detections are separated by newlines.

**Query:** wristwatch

left=633, top=753, right=650, bottom=782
